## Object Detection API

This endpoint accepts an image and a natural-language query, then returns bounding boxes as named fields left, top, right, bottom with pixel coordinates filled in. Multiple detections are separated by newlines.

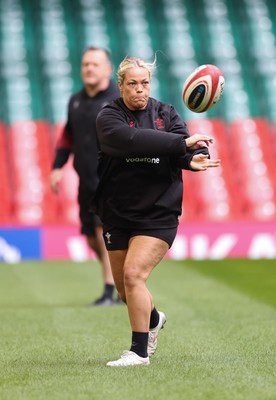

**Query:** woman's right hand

left=190, top=153, right=221, bottom=170
left=185, top=134, right=214, bottom=150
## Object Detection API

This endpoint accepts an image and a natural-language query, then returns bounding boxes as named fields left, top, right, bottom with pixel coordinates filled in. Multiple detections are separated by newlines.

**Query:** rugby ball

left=182, top=64, right=225, bottom=113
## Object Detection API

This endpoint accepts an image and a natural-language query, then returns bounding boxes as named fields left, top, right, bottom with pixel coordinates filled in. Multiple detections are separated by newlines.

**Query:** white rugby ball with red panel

left=182, top=64, right=225, bottom=113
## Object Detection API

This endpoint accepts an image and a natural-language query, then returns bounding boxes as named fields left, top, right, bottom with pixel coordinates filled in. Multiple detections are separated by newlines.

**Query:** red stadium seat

left=183, top=119, right=243, bottom=221
left=51, top=124, right=79, bottom=225
left=8, top=121, right=59, bottom=225
left=51, top=123, right=64, bottom=152
left=56, top=157, right=79, bottom=225
left=0, top=122, right=13, bottom=223
left=270, top=121, right=276, bottom=166
left=228, top=118, right=276, bottom=220
left=5, top=118, right=276, bottom=226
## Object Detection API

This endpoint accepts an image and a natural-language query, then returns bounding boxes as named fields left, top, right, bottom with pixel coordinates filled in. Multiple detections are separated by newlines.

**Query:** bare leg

left=124, top=236, right=168, bottom=332
left=108, top=249, right=128, bottom=301
left=108, top=236, right=168, bottom=330
left=106, top=236, right=169, bottom=366
left=87, top=225, right=114, bottom=285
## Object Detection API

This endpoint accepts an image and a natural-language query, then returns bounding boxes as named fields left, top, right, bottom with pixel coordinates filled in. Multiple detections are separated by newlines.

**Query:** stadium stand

left=8, top=121, right=58, bottom=224
left=228, top=118, right=276, bottom=220
left=0, top=0, right=276, bottom=225
left=51, top=123, right=79, bottom=225
left=182, top=119, right=244, bottom=222
left=0, top=122, right=13, bottom=223
left=0, top=0, right=34, bottom=122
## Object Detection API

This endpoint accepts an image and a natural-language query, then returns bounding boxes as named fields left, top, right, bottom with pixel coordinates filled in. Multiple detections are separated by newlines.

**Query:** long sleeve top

left=95, top=97, right=209, bottom=228
left=52, top=81, right=120, bottom=192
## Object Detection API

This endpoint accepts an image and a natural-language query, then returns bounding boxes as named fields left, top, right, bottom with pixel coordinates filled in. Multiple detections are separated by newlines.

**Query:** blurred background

left=0, top=0, right=276, bottom=260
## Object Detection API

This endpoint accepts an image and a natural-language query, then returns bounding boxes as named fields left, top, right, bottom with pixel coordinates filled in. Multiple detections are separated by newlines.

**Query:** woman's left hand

left=185, top=134, right=214, bottom=150
left=190, top=154, right=221, bottom=171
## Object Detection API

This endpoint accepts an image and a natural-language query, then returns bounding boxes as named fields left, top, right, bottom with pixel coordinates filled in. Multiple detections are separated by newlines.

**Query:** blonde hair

left=117, top=57, right=156, bottom=84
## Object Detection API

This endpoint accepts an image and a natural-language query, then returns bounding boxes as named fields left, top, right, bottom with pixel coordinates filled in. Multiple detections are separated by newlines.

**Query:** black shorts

left=102, top=226, right=178, bottom=251
left=78, top=183, right=102, bottom=236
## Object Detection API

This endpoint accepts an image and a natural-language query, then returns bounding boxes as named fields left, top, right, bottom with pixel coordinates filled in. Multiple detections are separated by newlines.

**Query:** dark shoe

left=115, top=296, right=125, bottom=305
left=88, top=296, right=117, bottom=307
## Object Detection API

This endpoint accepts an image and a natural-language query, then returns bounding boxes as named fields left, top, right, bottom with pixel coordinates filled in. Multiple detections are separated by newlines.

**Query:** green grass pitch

left=0, top=259, right=275, bottom=400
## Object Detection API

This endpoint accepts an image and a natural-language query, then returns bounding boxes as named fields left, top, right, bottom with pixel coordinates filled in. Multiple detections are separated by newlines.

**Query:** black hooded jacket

left=95, top=97, right=209, bottom=229
left=52, top=81, right=120, bottom=192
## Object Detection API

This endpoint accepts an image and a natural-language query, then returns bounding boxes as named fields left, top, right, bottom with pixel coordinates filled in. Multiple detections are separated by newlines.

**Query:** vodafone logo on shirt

left=125, top=157, right=160, bottom=164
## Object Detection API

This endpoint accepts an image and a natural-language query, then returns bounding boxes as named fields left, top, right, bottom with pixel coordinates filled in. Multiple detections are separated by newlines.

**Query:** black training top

left=52, top=80, right=120, bottom=192
left=95, top=97, right=209, bottom=229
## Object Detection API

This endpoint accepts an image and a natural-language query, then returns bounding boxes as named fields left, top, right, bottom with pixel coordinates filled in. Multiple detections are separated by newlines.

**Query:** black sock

left=103, top=284, right=114, bottom=299
left=149, top=307, right=160, bottom=329
left=130, top=331, right=149, bottom=358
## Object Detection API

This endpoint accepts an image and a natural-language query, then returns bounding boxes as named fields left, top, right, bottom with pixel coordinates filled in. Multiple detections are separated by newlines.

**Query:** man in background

left=50, top=47, right=120, bottom=306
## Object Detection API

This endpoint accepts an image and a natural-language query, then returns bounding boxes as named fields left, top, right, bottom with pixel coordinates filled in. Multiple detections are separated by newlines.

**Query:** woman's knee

left=124, top=266, right=145, bottom=289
